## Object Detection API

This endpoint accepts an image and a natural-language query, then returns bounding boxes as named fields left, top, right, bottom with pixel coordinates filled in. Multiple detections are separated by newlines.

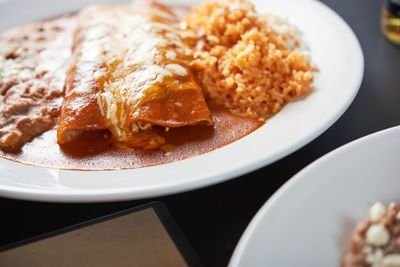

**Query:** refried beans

left=0, top=16, right=76, bottom=151
left=343, top=202, right=400, bottom=267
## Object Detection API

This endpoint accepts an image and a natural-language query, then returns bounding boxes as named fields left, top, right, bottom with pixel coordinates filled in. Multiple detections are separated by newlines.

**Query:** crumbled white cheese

left=363, top=245, right=373, bottom=254
left=366, top=224, right=390, bottom=246
left=383, top=254, right=400, bottom=267
left=369, top=202, right=387, bottom=223
left=366, top=248, right=384, bottom=266
left=365, top=251, right=400, bottom=267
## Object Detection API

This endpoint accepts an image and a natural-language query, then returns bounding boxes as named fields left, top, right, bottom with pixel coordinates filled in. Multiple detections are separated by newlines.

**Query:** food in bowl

left=0, top=0, right=314, bottom=170
left=343, top=202, right=400, bottom=267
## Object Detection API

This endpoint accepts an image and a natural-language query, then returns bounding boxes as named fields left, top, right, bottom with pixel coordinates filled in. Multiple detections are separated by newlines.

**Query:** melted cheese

left=71, top=4, right=192, bottom=141
left=165, top=64, right=187, bottom=76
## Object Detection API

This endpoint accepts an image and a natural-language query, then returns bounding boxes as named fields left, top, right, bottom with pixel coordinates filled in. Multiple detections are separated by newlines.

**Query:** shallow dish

left=229, top=126, right=400, bottom=267
left=0, top=0, right=363, bottom=202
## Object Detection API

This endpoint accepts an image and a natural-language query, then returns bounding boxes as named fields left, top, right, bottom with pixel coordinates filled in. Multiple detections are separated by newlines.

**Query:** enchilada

left=57, top=1, right=213, bottom=149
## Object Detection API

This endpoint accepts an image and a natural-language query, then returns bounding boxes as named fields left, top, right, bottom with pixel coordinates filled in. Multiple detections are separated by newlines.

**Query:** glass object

left=382, top=0, right=400, bottom=45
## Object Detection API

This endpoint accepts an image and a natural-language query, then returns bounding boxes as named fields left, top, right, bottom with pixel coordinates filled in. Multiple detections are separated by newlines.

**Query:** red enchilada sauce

left=0, top=9, right=264, bottom=170
left=1, top=106, right=262, bottom=170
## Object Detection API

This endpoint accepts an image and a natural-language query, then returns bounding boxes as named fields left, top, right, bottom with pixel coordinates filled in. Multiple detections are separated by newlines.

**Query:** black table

left=1, top=1, right=399, bottom=266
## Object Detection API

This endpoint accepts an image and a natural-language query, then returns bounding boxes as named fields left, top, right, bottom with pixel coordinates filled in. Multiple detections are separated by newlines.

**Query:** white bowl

left=230, top=126, right=400, bottom=267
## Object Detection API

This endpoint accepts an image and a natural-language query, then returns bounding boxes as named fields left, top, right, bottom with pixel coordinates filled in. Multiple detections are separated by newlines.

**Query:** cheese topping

left=366, top=224, right=390, bottom=246
left=0, top=57, right=35, bottom=81
left=383, top=254, right=400, bottom=267
left=165, top=64, right=187, bottom=76
left=369, top=202, right=387, bottom=223
left=71, top=4, right=192, bottom=140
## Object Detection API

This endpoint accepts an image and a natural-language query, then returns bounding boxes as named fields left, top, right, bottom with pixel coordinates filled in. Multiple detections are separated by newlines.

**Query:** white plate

left=229, top=126, right=400, bottom=267
left=0, top=0, right=363, bottom=202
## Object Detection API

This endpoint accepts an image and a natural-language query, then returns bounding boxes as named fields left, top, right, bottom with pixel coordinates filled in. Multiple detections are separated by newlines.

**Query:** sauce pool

left=0, top=106, right=263, bottom=170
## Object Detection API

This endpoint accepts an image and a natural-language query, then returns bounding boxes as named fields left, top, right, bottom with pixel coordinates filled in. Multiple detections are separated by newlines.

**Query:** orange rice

left=184, top=0, right=314, bottom=120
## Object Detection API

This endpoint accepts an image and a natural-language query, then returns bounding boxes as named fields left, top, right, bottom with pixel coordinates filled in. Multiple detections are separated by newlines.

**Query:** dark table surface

left=1, top=0, right=400, bottom=266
